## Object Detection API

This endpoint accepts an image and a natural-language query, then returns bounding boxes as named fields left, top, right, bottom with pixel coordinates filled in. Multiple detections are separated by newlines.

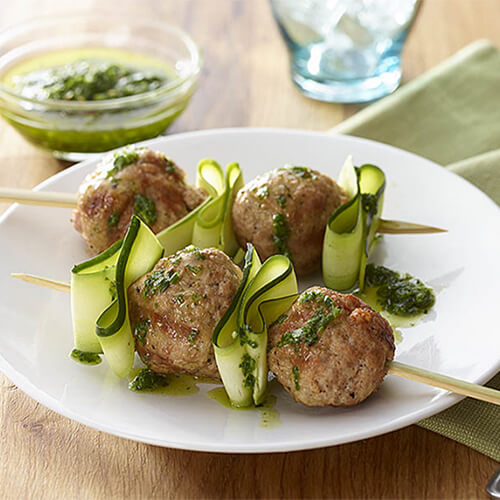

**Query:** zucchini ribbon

left=71, top=159, right=244, bottom=377
left=213, top=245, right=298, bottom=407
left=322, top=156, right=386, bottom=292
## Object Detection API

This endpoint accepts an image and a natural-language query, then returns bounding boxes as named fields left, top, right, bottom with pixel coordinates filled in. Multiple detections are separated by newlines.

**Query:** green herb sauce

left=365, top=264, right=435, bottom=316
left=186, top=264, right=203, bottom=276
left=70, top=349, right=102, bottom=365
left=128, top=369, right=209, bottom=396
left=142, top=269, right=180, bottom=298
left=133, top=318, right=150, bottom=346
left=272, top=213, right=291, bottom=259
left=292, top=365, right=300, bottom=391
left=11, top=60, right=167, bottom=102
left=276, top=194, right=287, bottom=208
left=106, top=148, right=139, bottom=179
left=239, top=353, right=256, bottom=389
left=133, top=194, right=157, bottom=227
left=188, top=328, right=200, bottom=343
left=361, top=193, right=379, bottom=217
left=107, top=209, right=120, bottom=229
left=280, top=165, right=316, bottom=179
left=0, top=48, right=189, bottom=154
left=277, top=291, right=341, bottom=347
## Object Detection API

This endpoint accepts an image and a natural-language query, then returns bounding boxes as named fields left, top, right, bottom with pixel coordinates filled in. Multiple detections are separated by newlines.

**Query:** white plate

left=0, top=128, right=499, bottom=453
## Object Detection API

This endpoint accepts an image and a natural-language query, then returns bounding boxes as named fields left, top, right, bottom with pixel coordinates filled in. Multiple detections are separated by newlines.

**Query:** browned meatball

left=73, top=147, right=207, bottom=255
left=128, top=246, right=242, bottom=380
left=232, top=166, right=348, bottom=276
left=268, top=286, right=395, bottom=407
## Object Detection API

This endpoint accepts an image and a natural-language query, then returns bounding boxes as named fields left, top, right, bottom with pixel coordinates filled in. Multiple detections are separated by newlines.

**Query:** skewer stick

left=388, top=361, right=500, bottom=406
left=378, top=219, right=447, bottom=234
left=10, top=272, right=499, bottom=406
left=0, top=187, right=77, bottom=208
left=0, top=188, right=446, bottom=234
left=11, top=273, right=71, bottom=293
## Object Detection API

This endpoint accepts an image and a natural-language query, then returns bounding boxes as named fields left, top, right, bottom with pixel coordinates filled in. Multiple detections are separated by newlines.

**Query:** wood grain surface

left=0, top=1, right=498, bottom=498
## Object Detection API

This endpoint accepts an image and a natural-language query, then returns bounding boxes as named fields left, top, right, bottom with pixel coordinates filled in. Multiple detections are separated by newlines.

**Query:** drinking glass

left=270, top=0, right=421, bottom=103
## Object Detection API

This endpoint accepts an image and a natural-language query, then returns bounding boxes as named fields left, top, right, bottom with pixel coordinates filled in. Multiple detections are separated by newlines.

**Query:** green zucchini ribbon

left=322, top=156, right=386, bottom=292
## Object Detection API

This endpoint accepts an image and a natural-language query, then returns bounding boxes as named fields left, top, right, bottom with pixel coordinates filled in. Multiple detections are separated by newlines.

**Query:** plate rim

left=0, top=127, right=499, bottom=453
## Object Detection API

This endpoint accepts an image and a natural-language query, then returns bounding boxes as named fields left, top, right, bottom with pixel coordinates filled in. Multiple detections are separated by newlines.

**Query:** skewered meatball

left=73, top=147, right=207, bottom=255
left=232, top=166, right=348, bottom=276
left=268, top=286, right=395, bottom=407
left=128, top=246, right=242, bottom=380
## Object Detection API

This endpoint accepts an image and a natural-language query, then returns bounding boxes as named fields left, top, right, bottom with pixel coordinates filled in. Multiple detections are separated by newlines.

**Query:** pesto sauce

left=70, top=349, right=102, bottom=365
left=0, top=48, right=188, bottom=154
left=106, top=148, right=139, bottom=179
left=128, top=368, right=205, bottom=396
left=239, top=353, right=256, bottom=389
left=133, top=194, right=157, bottom=227
left=107, top=209, right=120, bottom=229
left=277, top=291, right=341, bottom=347
left=272, top=213, right=291, bottom=259
left=12, top=60, right=167, bottom=102
left=133, top=318, right=150, bottom=346
left=142, top=269, right=180, bottom=298
left=206, top=387, right=281, bottom=428
left=279, top=165, right=316, bottom=179
left=365, top=264, right=435, bottom=316
left=292, top=366, right=300, bottom=391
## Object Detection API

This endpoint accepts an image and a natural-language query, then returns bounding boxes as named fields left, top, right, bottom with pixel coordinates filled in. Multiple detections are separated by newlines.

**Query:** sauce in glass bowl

left=0, top=16, right=201, bottom=160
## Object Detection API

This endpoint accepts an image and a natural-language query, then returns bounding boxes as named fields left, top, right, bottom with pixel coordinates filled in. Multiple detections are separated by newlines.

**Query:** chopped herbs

left=239, top=328, right=258, bottom=348
left=280, top=165, right=315, bottom=179
left=14, top=60, right=166, bottom=102
left=292, top=366, right=300, bottom=391
left=270, top=313, right=288, bottom=328
left=70, top=349, right=102, bottom=365
left=133, top=194, right=157, bottom=226
left=187, top=264, right=203, bottom=275
left=278, top=291, right=341, bottom=347
left=239, top=354, right=256, bottom=389
left=142, top=269, right=180, bottom=297
left=256, top=185, right=269, bottom=200
left=104, top=276, right=117, bottom=301
left=365, top=264, right=435, bottom=316
left=164, top=157, right=176, bottom=173
left=188, top=328, right=200, bottom=343
left=361, top=193, right=379, bottom=217
left=129, top=369, right=169, bottom=392
left=272, top=213, right=291, bottom=259
left=276, top=194, right=287, bottom=208
left=106, top=148, right=139, bottom=178
left=134, top=318, right=150, bottom=346
left=191, top=292, right=203, bottom=304
left=175, top=294, right=185, bottom=305
left=107, top=209, right=120, bottom=229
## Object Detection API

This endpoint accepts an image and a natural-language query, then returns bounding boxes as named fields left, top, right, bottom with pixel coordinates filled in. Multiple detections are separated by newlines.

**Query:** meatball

left=268, top=286, right=395, bottom=407
left=73, top=147, right=207, bottom=254
left=128, top=246, right=242, bottom=379
left=232, top=166, right=348, bottom=276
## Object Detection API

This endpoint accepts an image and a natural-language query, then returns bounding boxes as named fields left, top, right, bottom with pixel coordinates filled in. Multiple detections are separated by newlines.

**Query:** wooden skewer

left=378, top=219, right=447, bottom=234
left=388, top=361, right=500, bottom=406
left=0, top=187, right=77, bottom=208
left=11, top=273, right=71, bottom=293
left=1, top=188, right=446, bottom=234
left=10, top=272, right=500, bottom=406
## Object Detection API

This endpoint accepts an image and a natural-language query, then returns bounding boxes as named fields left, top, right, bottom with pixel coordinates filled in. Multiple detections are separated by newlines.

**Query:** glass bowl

left=0, top=14, right=202, bottom=160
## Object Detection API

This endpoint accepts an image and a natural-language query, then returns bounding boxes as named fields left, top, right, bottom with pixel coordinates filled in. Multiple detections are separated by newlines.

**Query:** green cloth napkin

left=331, top=39, right=500, bottom=461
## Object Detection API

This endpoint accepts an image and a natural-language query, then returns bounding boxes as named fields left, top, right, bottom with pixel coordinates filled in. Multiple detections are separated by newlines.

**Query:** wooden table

left=0, top=1, right=498, bottom=498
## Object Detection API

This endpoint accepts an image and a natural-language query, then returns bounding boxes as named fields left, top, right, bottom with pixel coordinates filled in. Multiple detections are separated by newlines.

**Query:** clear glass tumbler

left=270, top=0, right=421, bottom=103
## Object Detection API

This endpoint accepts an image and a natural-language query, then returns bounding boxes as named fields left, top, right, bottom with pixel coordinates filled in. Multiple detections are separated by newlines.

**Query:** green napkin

left=331, top=39, right=500, bottom=461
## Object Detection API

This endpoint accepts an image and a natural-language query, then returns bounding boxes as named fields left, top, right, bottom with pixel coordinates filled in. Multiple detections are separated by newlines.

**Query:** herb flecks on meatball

left=72, top=147, right=207, bottom=254
left=128, top=246, right=243, bottom=380
left=231, top=166, right=348, bottom=276
left=268, top=286, right=395, bottom=407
